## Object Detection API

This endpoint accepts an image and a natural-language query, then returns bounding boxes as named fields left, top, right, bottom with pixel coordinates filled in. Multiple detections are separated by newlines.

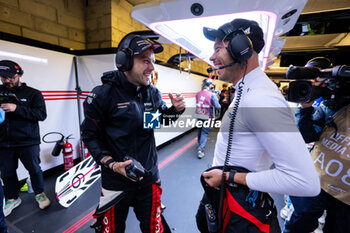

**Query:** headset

left=115, top=35, right=138, bottom=72
left=0, top=60, right=24, bottom=75
left=220, top=23, right=253, bottom=63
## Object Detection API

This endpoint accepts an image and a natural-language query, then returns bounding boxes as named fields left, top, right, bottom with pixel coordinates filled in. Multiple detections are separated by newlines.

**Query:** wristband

left=103, top=158, right=115, bottom=169
left=112, top=162, right=118, bottom=172
left=228, top=169, right=237, bottom=187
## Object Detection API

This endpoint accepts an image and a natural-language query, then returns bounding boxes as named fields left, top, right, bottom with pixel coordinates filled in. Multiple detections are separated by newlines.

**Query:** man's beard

left=4, top=81, right=19, bottom=90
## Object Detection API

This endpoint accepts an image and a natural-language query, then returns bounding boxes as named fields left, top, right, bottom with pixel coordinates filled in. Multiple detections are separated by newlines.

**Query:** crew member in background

left=195, top=18, right=320, bottom=233
left=81, top=35, right=185, bottom=233
left=219, top=83, right=231, bottom=119
left=195, top=78, right=221, bottom=159
left=0, top=60, right=50, bottom=217
left=283, top=57, right=350, bottom=233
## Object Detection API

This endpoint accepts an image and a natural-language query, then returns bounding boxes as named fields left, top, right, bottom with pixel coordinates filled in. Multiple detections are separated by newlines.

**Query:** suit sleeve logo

left=143, top=110, right=161, bottom=129
left=86, top=93, right=96, bottom=104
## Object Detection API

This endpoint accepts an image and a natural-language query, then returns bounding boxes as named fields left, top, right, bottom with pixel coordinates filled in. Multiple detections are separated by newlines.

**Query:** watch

left=103, top=158, right=115, bottom=169
left=228, top=169, right=237, bottom=187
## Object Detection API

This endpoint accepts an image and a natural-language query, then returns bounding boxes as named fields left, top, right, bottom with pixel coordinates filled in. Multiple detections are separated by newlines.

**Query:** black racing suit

left=81, top=70, right=181, bottom=233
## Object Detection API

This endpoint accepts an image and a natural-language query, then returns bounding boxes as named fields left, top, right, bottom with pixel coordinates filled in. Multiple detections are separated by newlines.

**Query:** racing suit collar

left=101, top=71, right=140, bottom=96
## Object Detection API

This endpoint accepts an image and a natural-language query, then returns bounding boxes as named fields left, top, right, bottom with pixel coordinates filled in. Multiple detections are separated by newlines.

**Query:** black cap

left=127, top=36, right=163, bottom=55
left=0, top=60, right=23, bottom=78
left=203, top=18, right=265, bottom=53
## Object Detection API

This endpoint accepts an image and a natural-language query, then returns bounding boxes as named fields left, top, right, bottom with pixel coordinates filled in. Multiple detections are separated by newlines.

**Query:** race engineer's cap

left=129, top=36, right=163, bottom=55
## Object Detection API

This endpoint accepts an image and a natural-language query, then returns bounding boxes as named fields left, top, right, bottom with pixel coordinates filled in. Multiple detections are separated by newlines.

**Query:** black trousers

left=0, top=145, right=44, bottom=199
left=94, top=183, right=164, bottom=233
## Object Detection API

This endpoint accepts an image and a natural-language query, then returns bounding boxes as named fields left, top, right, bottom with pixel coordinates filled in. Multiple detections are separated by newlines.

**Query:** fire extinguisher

left=63, top=134, right=74, bottom=172
left=43, top=132, right=65, bottom=156
left=42, top=132, right=75, bottom=171
left=83, top=143, right=90, bottom=158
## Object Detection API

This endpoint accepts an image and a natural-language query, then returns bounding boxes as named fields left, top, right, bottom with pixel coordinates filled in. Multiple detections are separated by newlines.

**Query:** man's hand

left=203, top=169, right=248, bottom=188
left=0, top=103, right=17, bottom=112
left=101, top=156, right=142, bottom=182
left=169, top=93, right=185, bottom=113
left=202, top=169, right=223, bottom=188
left=113, top=160, right=143, bottom=182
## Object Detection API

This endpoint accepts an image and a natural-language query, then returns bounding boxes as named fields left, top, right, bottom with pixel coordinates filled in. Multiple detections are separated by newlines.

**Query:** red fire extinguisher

left=63, top=135, right=74, bottom=172
left=83, top=143, right=90, bottom=158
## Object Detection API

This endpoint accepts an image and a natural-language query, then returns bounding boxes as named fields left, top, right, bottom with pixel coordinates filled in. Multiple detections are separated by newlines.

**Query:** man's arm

left=242, top=95, right=320, bottom=196
left=81, top=86, right=111, bottom=164
left=204, top=93, right=320, bottom=196
left=203, top=169, right=247, bottom=187
left=7, top=89, right=46, bottom=121
left=81, top=86, right=142, bottom=182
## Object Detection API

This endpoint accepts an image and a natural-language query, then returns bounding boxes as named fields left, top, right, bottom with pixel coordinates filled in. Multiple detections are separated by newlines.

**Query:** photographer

left=284, top=57, right=350, bottom=233
left=0, top=60, right=50, bottom=217
left=81, top=35, right=185, bottom=233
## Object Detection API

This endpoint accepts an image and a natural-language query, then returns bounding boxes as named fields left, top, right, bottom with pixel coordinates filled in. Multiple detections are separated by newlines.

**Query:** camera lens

left=296, top=83, right=309, bottom=97
left=191, top=3, right=204, bottom=16
left=288, top=81, right=313, bottom=103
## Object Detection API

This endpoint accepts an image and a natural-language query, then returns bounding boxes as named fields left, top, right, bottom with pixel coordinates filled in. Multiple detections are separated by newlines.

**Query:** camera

left=286, top=65, right=350, bottom=103
left=0, top=92, right=18, bottom=104
left=123, top=156, right=146, bottom=181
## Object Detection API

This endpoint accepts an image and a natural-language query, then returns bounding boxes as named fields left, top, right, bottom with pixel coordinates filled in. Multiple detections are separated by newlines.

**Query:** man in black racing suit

left=81, top=35, right=185, bottom=233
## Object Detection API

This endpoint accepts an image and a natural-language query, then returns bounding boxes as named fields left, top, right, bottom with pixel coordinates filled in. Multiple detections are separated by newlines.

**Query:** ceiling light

left=0, top=51, right=48, bottom=64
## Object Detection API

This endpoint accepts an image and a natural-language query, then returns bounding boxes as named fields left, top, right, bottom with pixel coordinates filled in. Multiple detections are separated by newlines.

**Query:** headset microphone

left=207, top=62, right=237, bottom=73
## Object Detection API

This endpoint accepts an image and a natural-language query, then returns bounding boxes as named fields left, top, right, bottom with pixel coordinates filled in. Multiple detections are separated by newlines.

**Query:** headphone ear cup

left=227, top=33, right=253, bottom=62
left=124, top=48, right=134, bottom=71
left=115, top=48, right=133, bottom=72
left=115, top=50, right=127, bottom=72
